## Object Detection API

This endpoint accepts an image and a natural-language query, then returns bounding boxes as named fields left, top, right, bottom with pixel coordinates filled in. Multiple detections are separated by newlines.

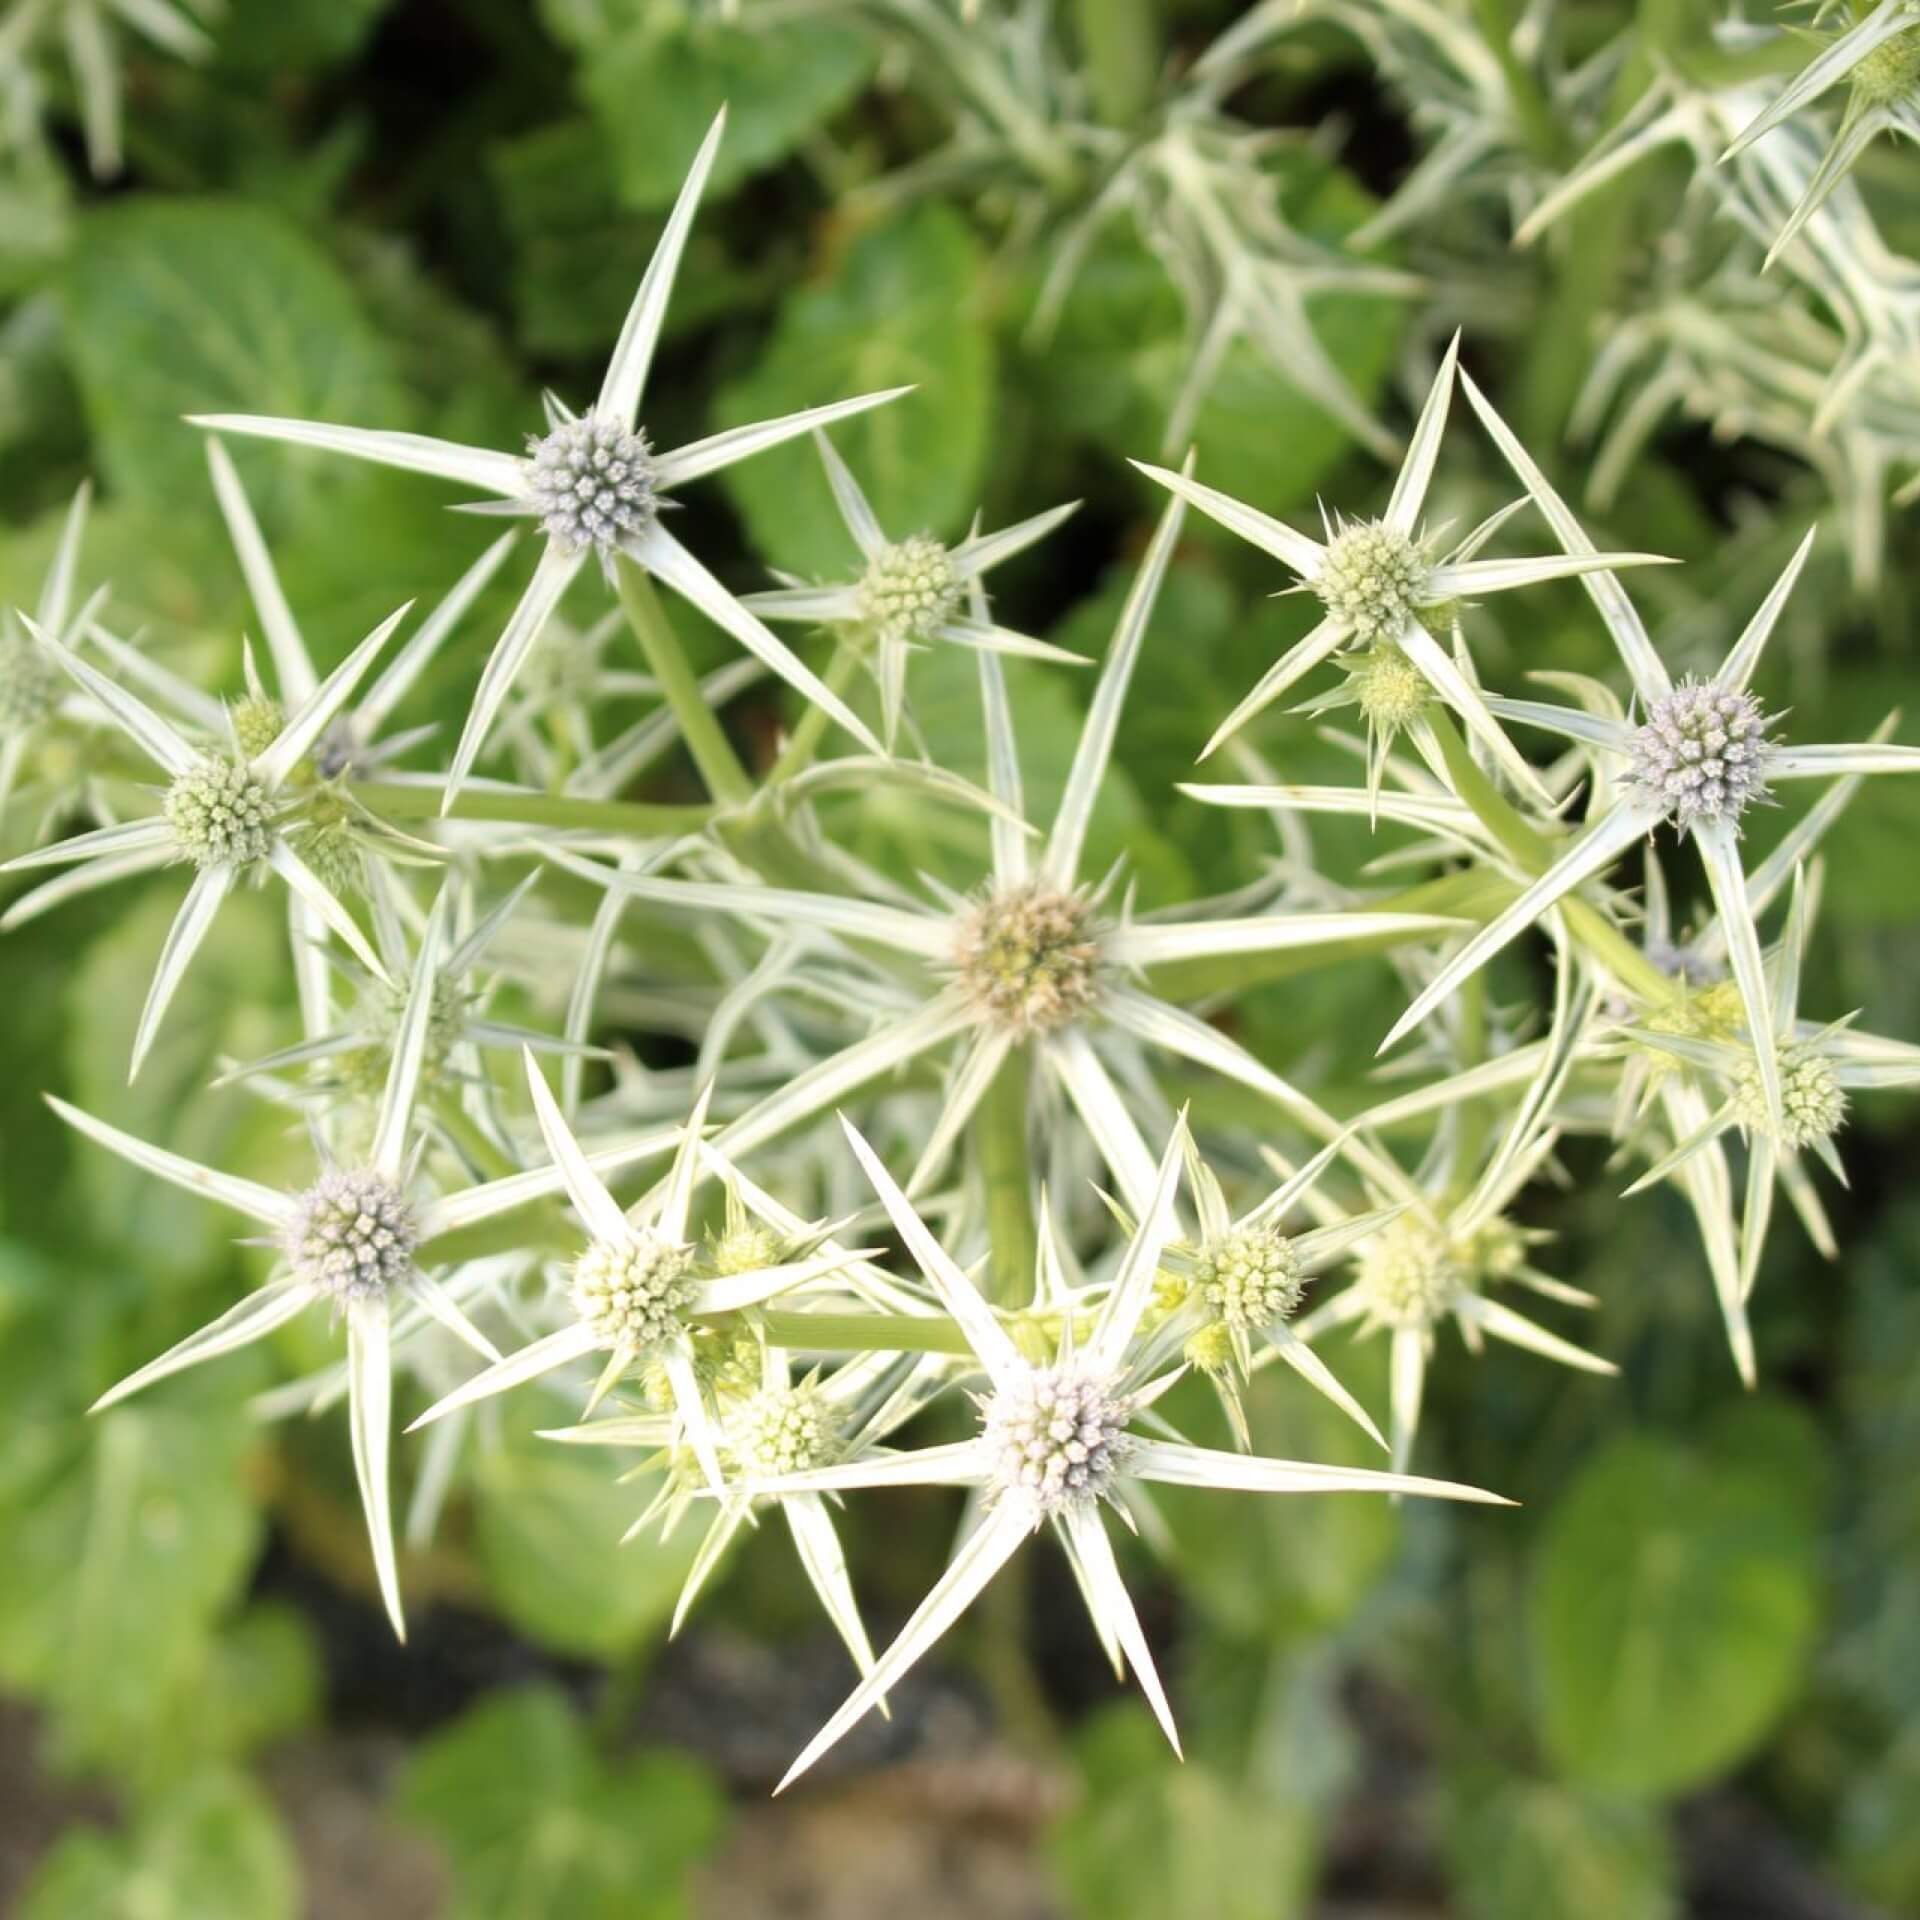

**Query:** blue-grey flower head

left=229, top=695, right=284, bottom=761
left=1630, top=679, right=1774, bottom=831
left=285, top=1168, right=417, bottom=1302
left=570, top=1230, right=694, bottom=1349
left=859, top=535, right=962, bottom=643
left=164, top=756, right=274, bottom=870
left=525, top=412, right=659, bottom=556
left=1314, top=521, right=1430, bottom=641
left=982, top=1364, right=1133, bottom=1517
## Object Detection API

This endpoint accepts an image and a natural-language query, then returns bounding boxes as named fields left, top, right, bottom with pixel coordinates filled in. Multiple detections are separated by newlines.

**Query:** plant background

left=2, top=1, right=1919, bottom=1915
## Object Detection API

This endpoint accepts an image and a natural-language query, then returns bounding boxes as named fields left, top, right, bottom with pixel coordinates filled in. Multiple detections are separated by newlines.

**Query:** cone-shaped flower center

left=954, top=883, right=1105, bottom=1039
left=1314, top=521, right=1430, bottom=641
left=1630, top=679, right=1773, bottom=830
left=858, top=535, right=962, bottom=643
left=0, top=630, right=63, bottom=733
left=734, top=1384, right=839, bottom=1476
left=525, top=413, right=659, bottom=556
left=230, top=696, right=284, bottom=761
left=982, top=1363, right=1133, bottom=1516
left=1350, top=641, right=1429, bottom=729
left=1194, top=1225, right=1303, bottom=1330
left=571, top=1230, right=694, bottom=1348
left=1357, top=1216, right=1460, bottom=1330
left=286, top=1169, right=417, bottom=1302
left=1854, top=28, right=1920, bottom=106
left=1733, top=1044, right=1846, bottom=1149
left=165, top=756, right=274, bottom=870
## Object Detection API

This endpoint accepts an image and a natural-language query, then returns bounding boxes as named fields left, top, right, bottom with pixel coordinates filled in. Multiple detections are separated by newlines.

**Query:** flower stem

left=977, top=1050, right=1038, bottom=1308
left=755, top=1310, right=978, bottom=1356
left=765, top=635, right=864, bottom=789
left=354, top=782, right=712, bottom=838
left=615, top=555, right=756, bottom=809
left=1074, top=0, right=1159, bottom=127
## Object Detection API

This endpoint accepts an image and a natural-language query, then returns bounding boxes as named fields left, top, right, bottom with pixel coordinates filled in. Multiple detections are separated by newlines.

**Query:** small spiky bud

left=284, top=1168, right=417, bottom=1303
left=165, top=756, right=273, bottom=870
left=981, top=1363, right=1132, bottom=1517
left=524, top=412, right=658, bottom=556
left=571, top=1231, right=695, bottom=1350
left=1464, top=1215, right=1527, bottom=1286
left=706, top=1217, right=787, bottom=1278
left=298, top=819, right=365, bottom=900
left=1732, top=1044, right=1847, bottom=1149
left=1193, top=1225, right=1303, bottom=1331
left=1183, top=1321, right=1236, bottom=1375
left=858, top=535, right=962, bottom=643
left=1313, top=521, right=1431, bottom=642
left=1356, top=1217, right=1459, bottom=1330
left=1350, top=642, right=1429, bottom=729
left=1852, top=27, right=1920, bottom=105
left=0, top=628, right=62, bottom=733
left=733, top=1383, right=839, bottom=1477
left=229, top=695, right=284, bottom=760
left=1629, top=679, right=1774, bottom=830
left=953, top=883, right=1104, bottom=1039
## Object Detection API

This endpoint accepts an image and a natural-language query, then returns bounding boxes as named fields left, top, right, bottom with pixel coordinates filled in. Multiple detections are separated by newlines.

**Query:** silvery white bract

left=190, top=109, right=914, bottom=805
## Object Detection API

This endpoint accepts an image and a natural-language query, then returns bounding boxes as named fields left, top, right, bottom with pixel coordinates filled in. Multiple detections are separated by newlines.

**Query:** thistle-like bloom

left=189, top=110, right=911, bottom=803
left=1382, top=373, right=1920, bottom=1133
left=737, top=1118, right=1507, bottom=1789
left=553, top=484, right=1455, bottom=1218
left=740, top=430, right=1083, bottom=745
left=1722, top=0, right=1920, bottom=259
left=1622, top=866, right=1920, bottom=1301
left=48, top=893, right=567, bottom=1639
left=2, top=600, right=411, bottom=1077
left=407, top=1052, right=879, bottom=1490
left=0, top=0, right=215, bottom=176
left=1133, top=337, right=1673, bottom=778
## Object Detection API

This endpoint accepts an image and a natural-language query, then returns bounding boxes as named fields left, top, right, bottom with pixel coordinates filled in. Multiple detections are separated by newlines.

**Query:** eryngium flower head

left=1350, top=641, right=1430, bottom=730
left=954, top=883, right=1105, bottom=1038
left=705, top=1217, right=787, bottom=1278
left=570, top=1231, right=694, bottom=1348
left=230, top=695, right=285, bottom=761
left=1629, top=679, right=1774, bottom=830
left=164, top=756, right=274, bottom=869
left=1356, top=1217, right=1460, bottom=1330
left=525, top=413, right=658, bottom=556
left=1852, top=26, right=1920, bottom=105
left=734, top=1383, right=839, bottom=1477
left=284, top=1169, right=418, bottom=1303
left=1732, top=1043, right=1847, bottom=1148
left=982, top=1364, right=1133, bottom=1517
left=858, top=535, right=963, bottom=643
left=1193, top=1225, right=1304, bottom=1330
left=0, top=629, right=62, bottom=733
left=1313, top=521, right=1431, bottom=642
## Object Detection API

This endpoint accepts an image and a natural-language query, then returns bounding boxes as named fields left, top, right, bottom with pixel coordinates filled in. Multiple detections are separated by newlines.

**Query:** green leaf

left=1530, top=1432, right=1821, bottom=1796
left=540, top=2, right=871, bottom=210
left=714, top=204, right=994, bottom=575
left=18, top=1773, right=299, bottom=1920
left=1050, top=1704, right=1316, bottom=1920
left=1444, top=1773, right=1678, bottom=1920
left=0, top=1393, right=264, bottom=1778
left=400, top=1687, right=725, bottom=1920
left=471, top=1406, right=708, bottom=1659
left=61, top=198, right=402, bottom=519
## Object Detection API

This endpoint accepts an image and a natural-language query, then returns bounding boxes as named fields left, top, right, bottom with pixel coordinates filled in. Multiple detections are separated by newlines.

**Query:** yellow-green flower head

left=1313, top=520, right=1431, bottom=642
left=1350, top=642, right=1429, bottom=730
left=1356, top=1216, right=1461, bottom=1330
left=571, top=1231, right=695, bottom=1349
left=705, top=1217, right=788, bottom=1278
left=1182, top=1320, right=1236, bottom=1376
left=165, top=756, right=274, bottom=870
left=229, top=694, right=285, bottom=761
left=1193, top=1225, right=1303, bottom=1331
left=733, top=1383, right=839, bottom=1477
left=1732, top=1043, right=1847, bottom=1150
left=858, top=535, right=962, bottom=644
left=0, top=628, right=63, bottom=733
left=1853, top=27, right=1920, bottom=106
left=953, top=882, right=1105, bottom=1039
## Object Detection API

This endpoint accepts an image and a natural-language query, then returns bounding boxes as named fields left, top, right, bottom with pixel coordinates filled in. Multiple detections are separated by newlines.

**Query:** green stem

left=766, top=635, right=865, bottom=789
left=1074, top=0, right=1158, bottom=127
left=433, top=1095, right=520, bottom=1185
left=977, top=1050, right=1039, bottom=1309
left=354, top=782, right=712, bottom=838
left=756, top=1310, right=979, bottom=1356
left=1424, top=710, right=1676, bottom=1009
left=615, top=556, right=755, bottom=809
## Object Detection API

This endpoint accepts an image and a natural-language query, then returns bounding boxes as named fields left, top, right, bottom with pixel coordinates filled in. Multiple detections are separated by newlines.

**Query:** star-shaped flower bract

left=551, top=481, right=1454, bottom=1219
left=740, top=429, right=1083, bottom=747
left=1384, top=372, right=1920, bottom=1134
left=1132, top=336, right=1673, bottom=782
left=189, top=109, right=911, bottom=803
left=3, top=596, right=410, bottom=1077
left=735, top=1116, right=1507, bottom=1790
